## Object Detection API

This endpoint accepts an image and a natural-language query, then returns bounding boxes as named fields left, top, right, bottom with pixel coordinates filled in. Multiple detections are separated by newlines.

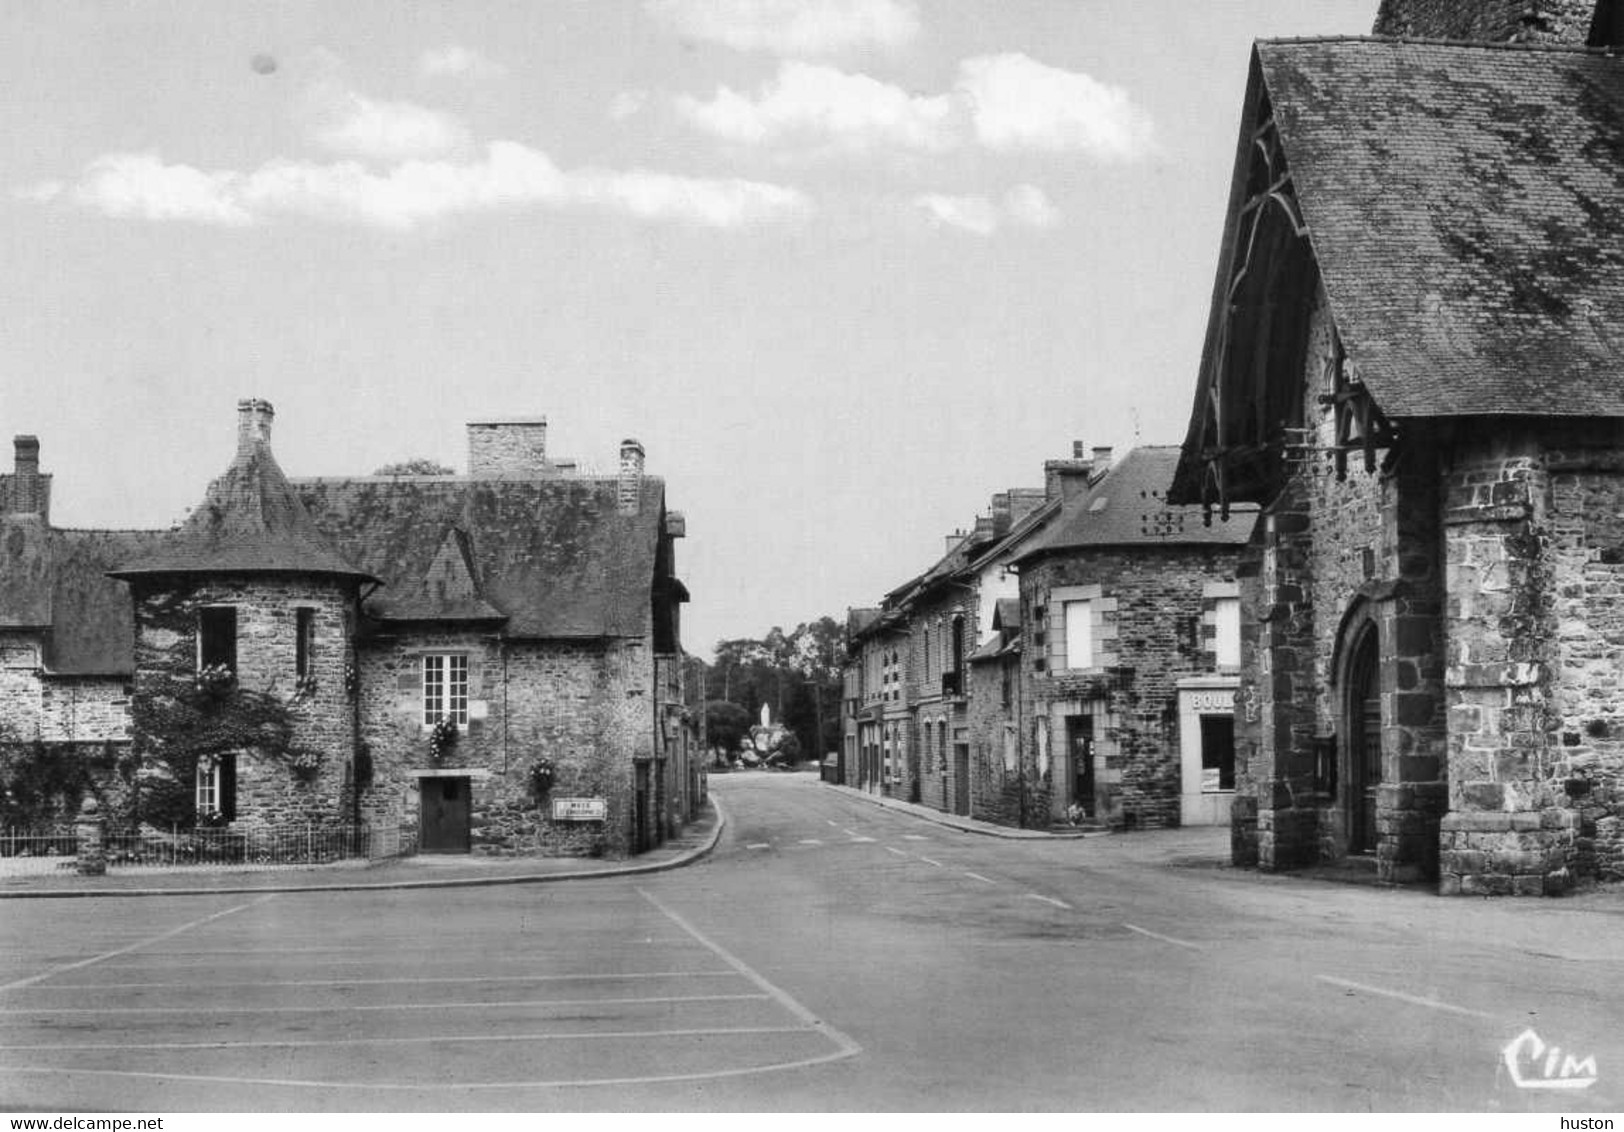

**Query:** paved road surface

left=2, top=772, right=1620, bottom=1111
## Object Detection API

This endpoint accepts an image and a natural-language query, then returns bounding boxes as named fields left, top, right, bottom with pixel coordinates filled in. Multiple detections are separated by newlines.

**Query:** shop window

left=1200, top=715, right=1236, bottom=792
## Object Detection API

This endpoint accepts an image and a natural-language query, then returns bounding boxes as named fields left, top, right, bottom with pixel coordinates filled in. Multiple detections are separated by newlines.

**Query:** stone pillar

left=75, top=797, right=106, bottom=876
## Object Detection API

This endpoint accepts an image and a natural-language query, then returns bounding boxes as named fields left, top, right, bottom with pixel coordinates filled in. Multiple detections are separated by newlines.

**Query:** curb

left=0, top=798, right=727, bottom=900
left=824, top=782, right=1099, bottom=840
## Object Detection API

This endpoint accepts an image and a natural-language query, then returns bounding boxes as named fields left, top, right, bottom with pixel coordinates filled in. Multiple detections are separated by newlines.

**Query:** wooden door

left=1348, top=631, right=1382, bottom=854
left=1067, top=716, right=1095, bottom=818
left=953, top=742, right=970, bottom=816
left=419, top=776, right=470, bottom=853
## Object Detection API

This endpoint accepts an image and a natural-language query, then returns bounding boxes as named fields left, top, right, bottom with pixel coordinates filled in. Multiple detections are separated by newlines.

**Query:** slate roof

left=1015, top=448, right=1255, bottom=563
left=0, top=521, right=168, bottom=674
left=1254, top=37, right=1624, bottom=418
left=111, top=438, right=371, bottom=582
left=295, top=475, right=664, bottom=638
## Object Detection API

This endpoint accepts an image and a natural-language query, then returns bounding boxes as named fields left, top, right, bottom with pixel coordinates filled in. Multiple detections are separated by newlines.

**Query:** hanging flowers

left=194, top=663, right=235, bottom=698
left=343, top=662, right=359, bottom=698
left=429, top=717, right=459, bottom=761
left=529, top=758, right=556, bottom=797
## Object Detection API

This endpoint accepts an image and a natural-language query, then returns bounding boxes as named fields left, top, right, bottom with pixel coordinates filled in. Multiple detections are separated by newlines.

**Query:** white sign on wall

left=552, top=797, right=607, bottom=822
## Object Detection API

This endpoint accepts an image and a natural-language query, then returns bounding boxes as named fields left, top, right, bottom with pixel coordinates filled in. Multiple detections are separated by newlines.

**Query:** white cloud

left=958, top=53, right=1155, bottom=160
left=913, top=183, right=1062, bottom=236
left=1003, top=183, right=1060, bottom=228
left=646, top=0, right=919, bottom=55
left=23, top=143, right=812, bottom=231
left=311, top=92, right=470, bottom=161
left=609, top=89, right=649, bottom=121
left=419, top=45, right=507, bottom=80
left=674, top=54, right=1153, bottom=163
left=913, top=193, right=998, bottom=236
left=677, top=61, right=955, bottom=152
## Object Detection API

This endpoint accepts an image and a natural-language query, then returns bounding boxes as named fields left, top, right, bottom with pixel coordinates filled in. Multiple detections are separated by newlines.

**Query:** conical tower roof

left=111, top=400, right=374, bottom=582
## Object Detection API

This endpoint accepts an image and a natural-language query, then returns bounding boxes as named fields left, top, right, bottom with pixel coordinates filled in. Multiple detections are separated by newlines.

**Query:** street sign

left=552, top=797, right=607, bottom=821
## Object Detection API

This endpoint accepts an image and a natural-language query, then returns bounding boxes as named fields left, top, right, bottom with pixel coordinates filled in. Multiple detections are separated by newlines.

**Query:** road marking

left=22, top=971, right=740, bottom=992
left=825, top=820, right=839, bottom=826
left=884, top=846, right=909, bottom=857
left=963, top=872, right=996, bottom=884
left=1316, top=975, right=1494, bottom=1019
left=0, top=993, right=768, bottom=1017
left=917, top=856, right=945, bottom=868
left=901, top=835, right=929, bottom=841
left=637, top=888, right=862, bottom=1060
left=797, top=839, right=824, bottom=846
left=0, top=895, right=276, bottom=993
left=1026, top=894, right=1071, bottom=910
left=1123, top=924, right=1202, bottom=951
left=746, top=843, right=771, bottom=850
left=0, top=1025, right=816, bottom=1053
left=846, top=836, right=876, bottom=843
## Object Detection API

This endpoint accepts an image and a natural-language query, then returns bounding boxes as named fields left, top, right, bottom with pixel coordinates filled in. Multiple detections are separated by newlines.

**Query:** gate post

left=75, top=797, right=107, bottom=876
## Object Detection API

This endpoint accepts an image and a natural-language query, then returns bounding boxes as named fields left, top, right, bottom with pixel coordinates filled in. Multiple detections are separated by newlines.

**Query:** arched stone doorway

left=1344, top=624, right=1382, bottom=855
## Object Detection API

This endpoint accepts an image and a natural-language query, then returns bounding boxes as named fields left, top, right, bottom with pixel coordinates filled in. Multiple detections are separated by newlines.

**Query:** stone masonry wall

left=968, top=655, right=1031, bottom=827
left=1372, top=0, right=1597, bottom=42
left=1441, top=421, right=1624, bottom=893
left=908, top=587, right=976, bottom=815
left=1022, top=544, right=1241, bottom=831
left=130, top=576, right=359, bottom=829
left=359, top=633, right=647, bottom=857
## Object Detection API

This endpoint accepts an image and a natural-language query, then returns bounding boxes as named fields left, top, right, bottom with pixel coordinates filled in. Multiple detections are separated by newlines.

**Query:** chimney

left=8, top=435, right=43, bottom=517
left=973, top=515, right=995, bottom=541
left=618, top=438, right=646, bottom=514
left=236, top=398, right=274, bottom=454
left=990, top=492, right=1012, bottom=534
left=1045, top=449, right=1093, bottom=502
left=467, top=418, right=550, bottom=477
left=1092, top=446, right=1113, bottom=471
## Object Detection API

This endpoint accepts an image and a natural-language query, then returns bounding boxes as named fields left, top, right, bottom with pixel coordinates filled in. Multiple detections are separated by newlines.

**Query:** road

left=1, top=771, right=1621, bottom=1112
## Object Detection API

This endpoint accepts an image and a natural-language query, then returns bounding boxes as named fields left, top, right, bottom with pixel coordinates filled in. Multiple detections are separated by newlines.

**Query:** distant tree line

left=686, top=617, right=842, bottom=767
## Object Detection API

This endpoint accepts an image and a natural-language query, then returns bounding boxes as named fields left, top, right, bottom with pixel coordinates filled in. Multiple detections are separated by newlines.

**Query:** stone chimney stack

left=1092, top=446, right=1114, bottom=471
left=467, top=418, right=550, bottom=477
left=618, top=438, right=646, bottom=514
left=8, top=435, right=44, bottom=518
left=1372, top=0, right=1602, bottom=44
left=990, top=492, right=1012, bottom=535
left=1045, top=440, right=1093, bottom=503
left=237, top=398, right=274, bottom=454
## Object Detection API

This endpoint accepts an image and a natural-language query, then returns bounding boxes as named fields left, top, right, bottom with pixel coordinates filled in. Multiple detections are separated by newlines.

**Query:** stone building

left=0, top=400, right=693, bottom=858
left=1168, top=0, right=1624, bottom=891
left=1010, top=448, right=1253, bottom=831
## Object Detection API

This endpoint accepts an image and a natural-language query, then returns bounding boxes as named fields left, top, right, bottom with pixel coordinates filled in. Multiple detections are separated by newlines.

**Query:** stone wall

left=907, top=587, right=976, bottom=814
left=1021, top=544, right=1241, bottom=831
left=129, top=575, right=359, bottom=829
left=967, top=654, right=1031, bottom=827
left=1372, top=0, right=1597, bottom=42
left=1440, top=421, right=1624, bottom=893
left=359, top=633, right=648, bottom=857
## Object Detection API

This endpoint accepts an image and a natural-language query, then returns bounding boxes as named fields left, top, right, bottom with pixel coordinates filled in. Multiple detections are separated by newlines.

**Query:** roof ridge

left=1260, top=33, right=1623, bottom=55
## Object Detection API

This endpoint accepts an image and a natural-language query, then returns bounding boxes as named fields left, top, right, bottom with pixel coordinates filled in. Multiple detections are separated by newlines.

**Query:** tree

left=373, top=458, right=454, bottom=476
left=704, top=701, right=751, bottom=764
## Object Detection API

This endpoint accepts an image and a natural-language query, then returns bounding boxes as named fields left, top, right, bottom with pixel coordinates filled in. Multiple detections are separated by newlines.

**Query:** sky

left=1, top=0, right=1378, bottom=660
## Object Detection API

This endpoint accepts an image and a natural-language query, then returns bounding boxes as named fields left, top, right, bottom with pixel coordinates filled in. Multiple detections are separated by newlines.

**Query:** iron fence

left=0, top=823, right=418, bottom=876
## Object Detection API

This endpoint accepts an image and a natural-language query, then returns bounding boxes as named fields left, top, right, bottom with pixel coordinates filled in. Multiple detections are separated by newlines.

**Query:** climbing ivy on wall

left=130, top=675, right=315, bottom=825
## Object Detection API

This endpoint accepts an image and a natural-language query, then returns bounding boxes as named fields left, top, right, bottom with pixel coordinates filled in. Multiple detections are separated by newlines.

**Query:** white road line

left=1026, top=894, right=1072, bottom=910
left=22, top=971, right=739, bottom=993
left=846, top=836, right=876, bottom=844
left=1316, top=975, right=1495, bottom=1019
left=963, top=872, right=996, bottom=884
left=884, top=846, right=909, bottom=857
left=1123, top=923, right=1202, bottom=951
left=746, top=843, right=771, bottom=850
left=637, top=888, right=862, bottom=1060
left=0, top=895, right=277, bottom=994
left=0, top=1026, right=815, bottom=1053
left=901, top=835, right=929, bottom=841
left=0, top=993, right=767, bottom=1017
left=917, top=856, right=945, bottom=868
left=825, top=820, right=839, bottom=827
left=797, top=839, right=824, bottom=846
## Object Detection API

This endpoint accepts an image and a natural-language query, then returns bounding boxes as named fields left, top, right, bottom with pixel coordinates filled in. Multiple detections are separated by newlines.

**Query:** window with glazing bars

left=423, top=654, right=469, bottom=725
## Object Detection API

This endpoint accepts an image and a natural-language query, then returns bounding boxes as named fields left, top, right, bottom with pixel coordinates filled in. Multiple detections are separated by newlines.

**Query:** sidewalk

left=0, top=798, right=724, bottom=900
left=824, top=781, right=1098, bottom=839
